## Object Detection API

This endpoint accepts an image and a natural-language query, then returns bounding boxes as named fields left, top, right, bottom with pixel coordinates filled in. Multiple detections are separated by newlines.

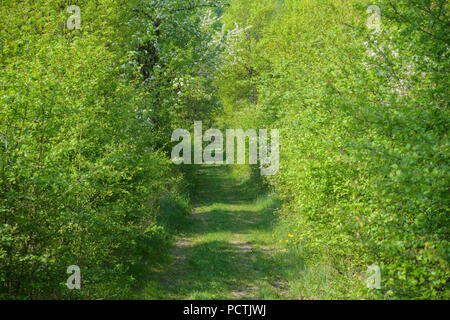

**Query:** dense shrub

left=217, top=0, right=449, bottom=299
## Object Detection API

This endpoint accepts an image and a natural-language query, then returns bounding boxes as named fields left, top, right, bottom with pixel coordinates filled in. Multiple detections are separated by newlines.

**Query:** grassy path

left=144, top=165, right=292, bottom=299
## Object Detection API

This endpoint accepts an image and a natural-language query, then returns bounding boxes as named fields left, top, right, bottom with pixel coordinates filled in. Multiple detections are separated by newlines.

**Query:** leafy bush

left=217, top=0, right=449, bottom=299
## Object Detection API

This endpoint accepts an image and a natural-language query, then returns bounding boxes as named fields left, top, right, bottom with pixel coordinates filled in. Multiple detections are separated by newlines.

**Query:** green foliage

left=217, top=0, right=449, bottom=299
left=0, top=0, right=223, bottom=299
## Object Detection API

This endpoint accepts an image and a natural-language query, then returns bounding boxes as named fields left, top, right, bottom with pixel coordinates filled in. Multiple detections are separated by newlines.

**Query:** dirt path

left=145, top=166, right=290, bottom=299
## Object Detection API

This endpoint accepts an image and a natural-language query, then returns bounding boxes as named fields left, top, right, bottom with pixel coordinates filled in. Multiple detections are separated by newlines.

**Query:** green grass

left=140, top=165, right=333, bottom=300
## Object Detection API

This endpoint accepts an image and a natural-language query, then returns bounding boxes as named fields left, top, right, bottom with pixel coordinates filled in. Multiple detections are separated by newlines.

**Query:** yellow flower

left=285, top=240, right=289, bottom=243
left=288, top=233, right=294, bottom=237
